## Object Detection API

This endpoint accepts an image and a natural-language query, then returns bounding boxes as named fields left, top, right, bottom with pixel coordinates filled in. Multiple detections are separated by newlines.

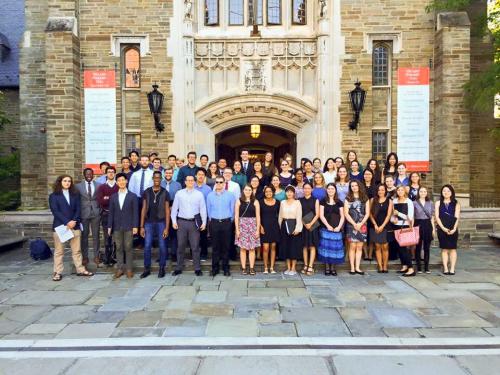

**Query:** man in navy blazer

left=49, top=175, right=93, bottom=281
left=108, top=172, right=139, bottom=279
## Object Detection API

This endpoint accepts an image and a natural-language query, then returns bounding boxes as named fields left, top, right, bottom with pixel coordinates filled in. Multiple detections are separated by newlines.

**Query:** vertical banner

left=84, top=70, right=117, bottom=172
left=397, top=67, right=430, bottom=172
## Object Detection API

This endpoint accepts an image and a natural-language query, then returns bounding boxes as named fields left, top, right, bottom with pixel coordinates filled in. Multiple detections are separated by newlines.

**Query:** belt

left=211, top=218, right=231, bottom=223
left=178, top=217, right=195, bottom=221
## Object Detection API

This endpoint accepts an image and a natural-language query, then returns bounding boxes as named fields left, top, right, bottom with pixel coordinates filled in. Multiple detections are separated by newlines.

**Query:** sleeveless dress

left=369, top=198, right=390, bottom=244
left=260, top=199, right=280, bottom=243
left=318, top=199, right=344, bottom=264
left=437, top=201, right=459, bottom=249
left=345, top=198, right=368, bottom=243
left=300, top=196, right=319, bottom=247
left=235, top=200, right=261, bottom=250
left=335, top=182, right=349, bottom=203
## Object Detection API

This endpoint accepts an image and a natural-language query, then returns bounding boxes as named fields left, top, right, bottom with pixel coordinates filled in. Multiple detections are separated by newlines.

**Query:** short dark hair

left=149, top=152, right=158, bottom=157
left=152, top=171, right=162, bottom=178
left=140, top=154, right=149, bottom=160
left=153, top=157, right=161, bottom=163
left=83, top=167, right=93, bottom=174
left=99, top=161, right=110, bottom=168
left=185, top=175, right=195, bottom=181
left=200, top=154, right=209, bottom=160
left=240, top=149, right=249, bottom=154
left=187, top=151, right=197, bottom=158
left=285, top=185, right=296, bottom=194
left=168, top=154, right=177, bottom=159
left=128, top=150, right=139, bottom=157
left=121, top=156, right=130, bottom=163
left=106, top=166, right=116, bottom=173
left=116, top=172, right=128, bottom=181
left=196, top=168, right=207, bottom=176
left=263, top=185, right=276, bottom=194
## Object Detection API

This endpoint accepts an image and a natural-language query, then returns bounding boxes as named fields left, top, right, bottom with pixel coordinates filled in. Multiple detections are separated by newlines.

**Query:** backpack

left=29, top=238, right=52, bottom=260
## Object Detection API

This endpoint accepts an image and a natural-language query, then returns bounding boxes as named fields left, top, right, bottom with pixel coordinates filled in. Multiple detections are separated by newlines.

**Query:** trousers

left=209, top=219, right=232, bottom=272
left=176, top=219, right=201, bottom=271
left=81, top=216, right=100, bottom=259
left=53, top=229, right=85, bottom=274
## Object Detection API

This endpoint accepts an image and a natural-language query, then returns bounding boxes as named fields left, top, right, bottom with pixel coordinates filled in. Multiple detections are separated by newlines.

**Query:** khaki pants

left=53, top=229, right=85, bottom=274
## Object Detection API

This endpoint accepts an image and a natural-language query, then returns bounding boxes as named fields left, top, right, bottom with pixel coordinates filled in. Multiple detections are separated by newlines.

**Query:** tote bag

left=394, top=226, right=420, bottom=247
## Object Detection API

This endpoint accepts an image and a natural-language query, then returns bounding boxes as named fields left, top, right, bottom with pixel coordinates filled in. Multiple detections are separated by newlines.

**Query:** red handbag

left=394, top=226, right=420, bottom=247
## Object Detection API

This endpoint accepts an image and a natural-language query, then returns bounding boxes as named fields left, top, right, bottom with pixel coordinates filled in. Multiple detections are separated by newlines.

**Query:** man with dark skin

left=140, top=171, right=170, bottom=278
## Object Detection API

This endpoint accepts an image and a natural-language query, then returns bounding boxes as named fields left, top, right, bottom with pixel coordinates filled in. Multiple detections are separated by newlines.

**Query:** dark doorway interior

left=215, top=125, right=296, bottom=167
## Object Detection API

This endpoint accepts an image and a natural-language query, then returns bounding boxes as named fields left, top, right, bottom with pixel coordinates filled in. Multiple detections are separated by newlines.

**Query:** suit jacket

left=76, top=180, right=101, bottom=219
left=241, top=161, right=254, bottom=180
left=48, top=191, right=81, bottom=230
left=108, top=191, right=139, bottom=231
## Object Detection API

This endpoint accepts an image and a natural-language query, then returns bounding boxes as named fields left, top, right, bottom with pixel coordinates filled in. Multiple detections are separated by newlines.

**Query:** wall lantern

left=250, top=124, right=261, bottom=139
left=147, top=83, right=165, bottom=135
left=348, top=80, right=367, bottom=131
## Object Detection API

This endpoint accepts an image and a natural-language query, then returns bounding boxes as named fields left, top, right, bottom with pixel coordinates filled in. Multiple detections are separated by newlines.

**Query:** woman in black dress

left=260, top=185, right=280, bottom=274
left=249, top=175, right=264, bottom=200
left=362, top=169, right=376, bottom=261
left=365, top=158, right=382, bottom=185
left=435, top=184, right=461, bottom=275
left=370, top=184, right=393, bottom=273
left=300, top=183, right=320, bottom=275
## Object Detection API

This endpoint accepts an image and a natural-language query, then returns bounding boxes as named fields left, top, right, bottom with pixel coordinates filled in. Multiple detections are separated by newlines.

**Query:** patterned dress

left=318, top=199, right=345, bottom=264
left=235, top=200, right=261, bottom=250
left=345, top=198, right=368, bottom=243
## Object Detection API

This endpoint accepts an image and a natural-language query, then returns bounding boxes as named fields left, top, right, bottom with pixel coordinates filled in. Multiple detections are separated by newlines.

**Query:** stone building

left=18, top=0, right=499, bottom=209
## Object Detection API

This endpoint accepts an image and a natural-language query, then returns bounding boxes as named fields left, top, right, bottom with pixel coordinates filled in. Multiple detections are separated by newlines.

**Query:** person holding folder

left=49, top=175, right=94, bottom=281
left=278, top=185, right=303, bottom=276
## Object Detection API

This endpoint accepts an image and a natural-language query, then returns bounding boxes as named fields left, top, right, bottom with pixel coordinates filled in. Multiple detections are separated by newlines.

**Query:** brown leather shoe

left=113, top=270, right=124, bottom=279
left=82, top=257, right=89, bottom=266
left=126, top=271, right=134, bottom=279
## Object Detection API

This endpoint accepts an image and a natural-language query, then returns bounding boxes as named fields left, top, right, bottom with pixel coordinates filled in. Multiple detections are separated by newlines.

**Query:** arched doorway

left=215, top=125, right=296, bottom=166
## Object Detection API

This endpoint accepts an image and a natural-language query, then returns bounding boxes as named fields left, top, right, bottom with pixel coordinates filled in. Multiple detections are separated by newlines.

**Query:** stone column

left=433, top=12, right=471, bottom=205
left=45, top=7, right=81, bottom=190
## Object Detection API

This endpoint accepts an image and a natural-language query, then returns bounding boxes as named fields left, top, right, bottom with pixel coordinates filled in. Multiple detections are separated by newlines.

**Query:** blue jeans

left=144, top=221, right=167, bottom=268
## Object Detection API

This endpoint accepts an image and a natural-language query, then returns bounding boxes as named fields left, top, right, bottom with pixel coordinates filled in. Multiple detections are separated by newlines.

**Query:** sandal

left=306, top=267, right=314, bottom=276
left=263, top=268, right=269, bottom=274
left=270, top=268, right=276, bottom=274
left=242, top=267, right=247, bottom=275
left=52, top=272, right=62, bottom=282
left=301, top=267, right=308, bottom=274
left=249, top=268, right=256, bottom=276
left=76, top=270, right=94, bottom=277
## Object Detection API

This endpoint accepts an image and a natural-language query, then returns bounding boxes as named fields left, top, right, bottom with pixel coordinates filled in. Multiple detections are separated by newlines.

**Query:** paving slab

left=258, top=322, right=297, bottom=337
left=37, top=305, right=96, bottom=324
left=191, top=303, right=234, bottom=317
left=266, top=279, right=304, bottom=288
left=281, top=307, right=342, bottom=323
left=422, top=313, right=494, bottom=328
left=278, top=296, right=312, bottom=308
left=19, top=323, right=66, bottom=335
left=206, top=317, right=258, bottom=337
left=152, top=285, right=196, bottom=300
left=163, top=325, right=207, bottom=337
left=5, top=290, right=94, bottom=305
left=0, top=358, right=77, bottom=375
left=118, top=311, right=162, bottom=327
left=194, top=290, right=228, bottom=303
left=98, top=296, right=151, bottom=312
left=368, top=307, right=430, bottom=328
left=110, top=327, right=165, bottom=337
left=0, top=305, right=52, bottom=323
left=383, top=327, right=423, bottom=338
left=247, top=287, right=288, bottom=297
left=55, top=323, right=116, bottom=338
left=455, top=356, right=500, bottom=375
left=418, top=327, right=492, bottom=338
left=85, top=311, right=128, bottom=323
left=295, top=321, right=351, bottom=337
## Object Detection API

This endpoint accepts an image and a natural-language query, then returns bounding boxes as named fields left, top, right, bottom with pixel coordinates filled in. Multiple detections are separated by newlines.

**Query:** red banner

left=84, top=70, right=116, bottom=89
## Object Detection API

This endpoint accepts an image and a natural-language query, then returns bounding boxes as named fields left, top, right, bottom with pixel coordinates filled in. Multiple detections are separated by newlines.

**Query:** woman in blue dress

left=335, top=166, right=350, bottom=203
left=312, top=172, right=327, bottom=201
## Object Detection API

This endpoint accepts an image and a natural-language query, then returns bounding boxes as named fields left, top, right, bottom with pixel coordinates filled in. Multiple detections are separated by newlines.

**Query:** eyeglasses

left=215, top=181, right=224, bottom=184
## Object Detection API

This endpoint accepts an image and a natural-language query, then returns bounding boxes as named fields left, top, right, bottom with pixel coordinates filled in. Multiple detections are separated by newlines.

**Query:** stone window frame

left=111, top=35, right=150, bottom=58
left=267, top=0, right=282, bottom=25
left=372, top=130, right=388, bottom=163
left=123, top=133, right=142, bottom=156
left=229, top=0, right=245, bottom=25
left=291, top=0, right=306, bottom=25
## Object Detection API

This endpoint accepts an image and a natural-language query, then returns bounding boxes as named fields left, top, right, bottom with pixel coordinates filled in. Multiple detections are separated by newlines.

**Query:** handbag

left=302, top=212, right=320, bottom=231
left=394, top=226, right=420, bottom=247
left=194, top=213, right=203, bottom=230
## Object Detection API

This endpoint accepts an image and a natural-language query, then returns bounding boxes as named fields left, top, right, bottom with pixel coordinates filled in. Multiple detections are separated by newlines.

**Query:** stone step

left=0, top=235, right=26, bottom=250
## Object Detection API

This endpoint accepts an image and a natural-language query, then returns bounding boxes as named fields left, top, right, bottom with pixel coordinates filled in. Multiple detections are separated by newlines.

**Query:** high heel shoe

left=403, top=271, right=416, bottom=277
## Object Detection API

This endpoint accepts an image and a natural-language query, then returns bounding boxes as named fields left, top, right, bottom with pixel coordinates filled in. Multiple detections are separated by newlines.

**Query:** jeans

left=144, top=221, right=167, bottom=269
left=167, top=226, right=178, bottom=261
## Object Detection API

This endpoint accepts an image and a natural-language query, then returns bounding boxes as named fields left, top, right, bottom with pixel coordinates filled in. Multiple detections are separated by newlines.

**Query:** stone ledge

left=437, top=12, right=471, bottom=30
left=45, top=17, right=76, bottom=33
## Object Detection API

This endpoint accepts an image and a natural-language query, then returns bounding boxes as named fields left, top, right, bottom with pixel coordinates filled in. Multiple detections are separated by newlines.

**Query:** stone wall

left=0, top=89, right=20, bottom=156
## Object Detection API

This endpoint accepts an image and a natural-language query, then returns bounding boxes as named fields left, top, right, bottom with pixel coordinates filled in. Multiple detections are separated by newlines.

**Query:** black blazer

left=49, top=192, right=81, bottom=230
left=242, top=161, right=254, bottom=180
left=108, top=191, right=139, bottom=231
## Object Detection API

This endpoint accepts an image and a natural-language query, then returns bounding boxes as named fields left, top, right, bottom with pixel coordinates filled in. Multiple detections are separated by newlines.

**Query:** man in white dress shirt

left=215, top=168, right=241, bottom=201
left=128, top=155, right=154, bottom=199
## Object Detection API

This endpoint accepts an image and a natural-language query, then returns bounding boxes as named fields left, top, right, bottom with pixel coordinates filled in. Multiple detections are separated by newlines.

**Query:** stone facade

left=17, top=0, right=500, bottom=209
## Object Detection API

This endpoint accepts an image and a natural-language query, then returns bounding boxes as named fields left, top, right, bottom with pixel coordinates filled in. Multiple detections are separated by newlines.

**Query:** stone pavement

left=0, top=245, right=499, bottom=340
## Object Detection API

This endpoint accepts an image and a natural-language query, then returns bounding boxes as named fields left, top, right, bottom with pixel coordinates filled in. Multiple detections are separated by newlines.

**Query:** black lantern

left=348, top=80, right=367, bottom=131
left=147, top=83, right=165, bottom=135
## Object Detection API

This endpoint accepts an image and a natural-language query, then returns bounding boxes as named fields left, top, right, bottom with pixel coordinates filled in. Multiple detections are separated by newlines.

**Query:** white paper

left=55, top=225, right=75, bottom=243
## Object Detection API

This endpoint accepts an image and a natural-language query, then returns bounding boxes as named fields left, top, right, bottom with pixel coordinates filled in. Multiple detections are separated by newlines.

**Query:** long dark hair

left=335, top=165, right=350, bottom=183
left=325, top=183, right=339, bottom=205
left=346, top=180, right=368, bottom=203
left=366, top=158, right=381, bottom=176
left=371, top=184, right=388, bottom=217
left=384, top=152, right=398, bottom=171
left=323, top=158, right=336, bottom=173
left=240, top=183, right=256, bottom=203
left=439, top=184, right=457, bottom=204
left=207, top=162, right=218, bottom=178
left=52, top=175, right=77, bottom=194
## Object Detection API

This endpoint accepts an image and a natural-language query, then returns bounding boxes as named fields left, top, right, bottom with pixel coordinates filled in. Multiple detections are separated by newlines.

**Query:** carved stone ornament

left=196, top=43, right=208, bottom=56
left=244, top=60, right=266, bottom=92
left=212, top=43, right=223, bottom=56
left=288, top=42, right=301, bottom=56
left=303, top=42, right=316, bottom=56
left=242, top=43, right=255, bottom=56
left=319, top=0, right=327, bottom=19
left=227, top=43, right=239, bottom=56
left=273, top=43, right=285, bottom=56
left=257, top=42, right=270, bottom=56
left=184, top=0, right=193, bottom=20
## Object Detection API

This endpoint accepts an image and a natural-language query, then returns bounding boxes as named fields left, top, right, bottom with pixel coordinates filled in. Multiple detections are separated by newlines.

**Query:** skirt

left=278, top=222, right=303, bottom=260
left=235, top=217, right=261, bottom=250
left=437, top=227, right=458, bottom=249
left=346, top=223, right=367, bottom=243
left=302, top=227, right=319, bottom=248
left=318, top=228, right=344, bottom=265
left=369, top=227, right=388, bottom=244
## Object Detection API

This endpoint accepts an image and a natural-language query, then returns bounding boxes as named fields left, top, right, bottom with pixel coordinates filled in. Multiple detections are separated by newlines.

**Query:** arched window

left=248, top=0, right=263, bottom=25
left=229, top=0, right=244, bottom=25
left=205, top=0, right=219, bottom=26
left=267, top=0, right=281, bottom=25
left=292, top=0, right=306, bottom=25
left=372, top=43, right=390, bottom=86
left=124, top=46, right=140, bottom=88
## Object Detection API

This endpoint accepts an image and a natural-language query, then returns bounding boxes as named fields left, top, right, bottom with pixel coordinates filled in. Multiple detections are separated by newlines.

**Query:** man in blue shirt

left=207, top=175, right=236, bottom=276
left=170, top=175, right=207, bottom=276
left=162, top=167, right=182, bottom=262
left=95, top=161, right=110, bottom=184
left=176, top=151, right=198, bottom=188
left=194, top=168, right=211, bottom=261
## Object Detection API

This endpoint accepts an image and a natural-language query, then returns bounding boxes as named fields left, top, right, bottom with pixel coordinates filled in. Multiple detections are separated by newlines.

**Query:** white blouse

left=278, top=199, right=303, bottom=232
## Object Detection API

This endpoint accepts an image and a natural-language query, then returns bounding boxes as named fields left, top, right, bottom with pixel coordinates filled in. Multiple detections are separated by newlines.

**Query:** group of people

left=48, top=149, right=461, bottom=282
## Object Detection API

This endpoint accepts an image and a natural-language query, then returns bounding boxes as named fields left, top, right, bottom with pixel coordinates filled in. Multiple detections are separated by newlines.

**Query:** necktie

left=225, top=182, right=229, bottom=191
left=243, top=163, right=247, bottom=173
left=87, top=182, right=92, bottom=197
left=140, top=170, right=146, bottom=196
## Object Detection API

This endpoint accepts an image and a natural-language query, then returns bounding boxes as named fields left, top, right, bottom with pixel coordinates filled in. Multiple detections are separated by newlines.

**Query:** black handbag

left=302, top=212, right=320, bottom=231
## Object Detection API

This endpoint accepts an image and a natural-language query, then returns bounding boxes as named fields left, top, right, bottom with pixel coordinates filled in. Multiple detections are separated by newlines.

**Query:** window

left=248, top=0, right=263, bottom=25
left=229, top=0, right=244, bottom=25
left=123, top=46, right=140, bottom=88
left=292, top=0, right=306, bottom=25
left=205, top=0, right=219, bottom=26
left=267, top=0, right=281, bottom=25
left=372, top=131, right=388, bottom=162
left=372, top=43, right=390, bottom=86
left=125, top=134, right=141, bottom=156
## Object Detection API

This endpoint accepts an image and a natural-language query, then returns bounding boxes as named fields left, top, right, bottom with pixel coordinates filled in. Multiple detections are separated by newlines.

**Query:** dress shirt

left=161, top=179, right=182, bottom=202
left=96, top=175, right=107, bottom=185
left=195, top=183, right=212, bottom=201
left=62, top=189, right=70, bottom=204
left=207, top=190, right=235, bottom=220
left=118, top=189, right=128, bottom=209
left=170, top=188, right=207, bottom=226
left=128, top=168, right=154, bottom=198
left=86, top=181, right=96, bottom=196
left=214, top=180, right=240, bottom=201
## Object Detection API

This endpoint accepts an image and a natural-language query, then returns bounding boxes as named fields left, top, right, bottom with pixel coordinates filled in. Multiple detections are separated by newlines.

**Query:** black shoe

left=443, top=271, right=450, bottom=275
left=325, top=269, right=332, bottom=276
left=172, top=270, right=182, bottom=276
left=195, top=270, right=203, bottom=276
left=140, top=269, right=151, bottom=279
left=355, top=271, right=365, bottom=275
left=223, top=270, right=231, bottom=276
left=349, top=271, right=356, bottom=275
left=403, top=271, right=416, bottom=277
left=331, top=270, right=337, bottom=276
left=383, top=270, right=389, bottom=273
left=210, top=270, right=219, bottom=277
left=377, top=270, right=383, bottom=273
left=449, top=271, right=455, bottom=276
left=158, top=268, right=165, bottom=278
left=397, top=269, right=407, bottom=274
